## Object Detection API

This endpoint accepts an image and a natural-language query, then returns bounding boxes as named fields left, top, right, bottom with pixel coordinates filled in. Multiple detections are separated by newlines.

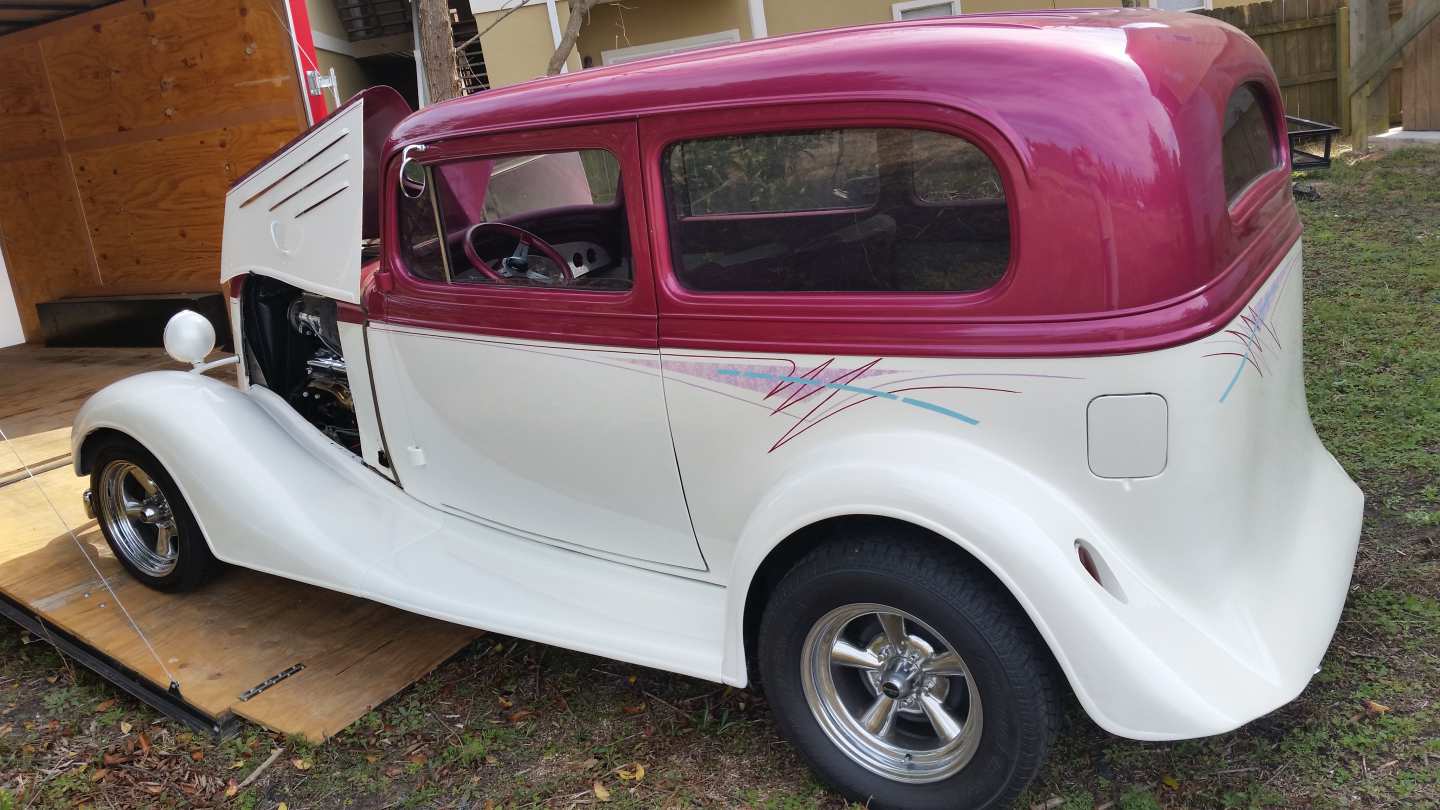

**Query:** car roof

left=390, top=9, right=1257, bottom=145
left=384, top=9, right=1295, bottom=331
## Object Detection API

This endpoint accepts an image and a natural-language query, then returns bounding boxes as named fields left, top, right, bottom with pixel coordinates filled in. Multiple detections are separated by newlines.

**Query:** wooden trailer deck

left=0, top=346, right=481, bottom=741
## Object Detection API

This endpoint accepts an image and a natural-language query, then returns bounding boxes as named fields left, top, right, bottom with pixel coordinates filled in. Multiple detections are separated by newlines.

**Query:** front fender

left=73, top=371, right=441, bottom=593
left=721, top=431, right=1293, bottom=741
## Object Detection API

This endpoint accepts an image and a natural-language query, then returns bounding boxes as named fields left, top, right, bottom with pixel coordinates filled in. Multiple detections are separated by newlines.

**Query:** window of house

left=395, top=149, right=631, bottom=290
left=892, top=0, right=961, bottom=21
left=1221, top=84, right=1279, bottom=202
left=663, top=127, right=1010, bottom=293
left=1149, top=0, right=1212, bottom=11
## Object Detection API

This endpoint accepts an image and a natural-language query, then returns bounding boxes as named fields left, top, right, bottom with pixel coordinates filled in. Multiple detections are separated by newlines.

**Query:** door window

left=395, top=149, right=632, bottom=290
left=662, top=127, right=1009, bottom=292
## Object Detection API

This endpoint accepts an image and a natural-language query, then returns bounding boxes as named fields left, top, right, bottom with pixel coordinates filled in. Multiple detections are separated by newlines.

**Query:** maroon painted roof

left=375, top=9, right=1299, bottom=354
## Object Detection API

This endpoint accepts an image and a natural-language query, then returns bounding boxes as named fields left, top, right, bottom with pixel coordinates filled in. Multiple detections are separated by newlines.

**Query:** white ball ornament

left=163, top=310, right=216, bottom=366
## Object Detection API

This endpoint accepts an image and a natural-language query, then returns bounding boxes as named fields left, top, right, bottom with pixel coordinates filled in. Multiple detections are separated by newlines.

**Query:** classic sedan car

left=72, top=9, right=1363, bottom=809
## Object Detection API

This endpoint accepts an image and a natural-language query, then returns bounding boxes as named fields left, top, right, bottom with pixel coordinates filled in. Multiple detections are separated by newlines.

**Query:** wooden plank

left=1404, top=0, right=1440, bottom=127
left=0, top=346, right=481, bottom=742
left=1351, top=0, right=1393, bottom=147
left=1247, top=13, right=1336, bottom=36
left=1339, top=4, right=1353, bottom=131
left=1352, top=0, right=1440, bottom=94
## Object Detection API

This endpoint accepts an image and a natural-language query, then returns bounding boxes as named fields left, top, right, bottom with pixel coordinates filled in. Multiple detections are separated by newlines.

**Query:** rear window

left=1222, top=84, right=1279, bottom=201
left=663, top=127, right=1010, bottom=293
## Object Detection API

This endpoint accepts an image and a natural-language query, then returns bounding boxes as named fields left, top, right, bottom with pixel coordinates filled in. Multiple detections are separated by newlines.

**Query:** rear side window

left=1222, top=84, right=1279, bottom=201
left=663, top=127, right=1010, bottom=293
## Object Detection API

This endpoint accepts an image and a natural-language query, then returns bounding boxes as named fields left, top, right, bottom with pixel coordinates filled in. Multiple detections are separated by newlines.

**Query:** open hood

left=221, top=87, right=410, bottom=304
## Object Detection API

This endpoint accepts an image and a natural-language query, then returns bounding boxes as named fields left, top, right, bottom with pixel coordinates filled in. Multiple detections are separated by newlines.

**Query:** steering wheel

left=462, top=222, right=574, bottom=284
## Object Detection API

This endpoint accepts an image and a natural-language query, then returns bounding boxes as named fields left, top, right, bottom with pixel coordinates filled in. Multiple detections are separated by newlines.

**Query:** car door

left=365, top=121, right=707, bottom=571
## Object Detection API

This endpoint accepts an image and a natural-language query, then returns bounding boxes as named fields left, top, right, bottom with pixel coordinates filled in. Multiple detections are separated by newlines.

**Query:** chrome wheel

left=800, top=603, right=983, bottom=784
left=97, top=460, right=179, bottom=578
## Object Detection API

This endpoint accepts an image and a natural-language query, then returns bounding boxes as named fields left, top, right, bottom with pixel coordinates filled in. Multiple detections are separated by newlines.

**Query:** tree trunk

left=546, top=0, right=599, bottom=76
left=416, top=0, right=463, bottom=104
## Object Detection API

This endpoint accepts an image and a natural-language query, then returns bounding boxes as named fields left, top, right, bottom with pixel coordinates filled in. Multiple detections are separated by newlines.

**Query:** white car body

left=72, top=14, right=1363, bottom=755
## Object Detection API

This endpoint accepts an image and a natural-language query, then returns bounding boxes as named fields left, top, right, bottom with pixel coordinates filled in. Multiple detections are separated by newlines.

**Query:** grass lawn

left=0, top=148, right=1436, bottom=809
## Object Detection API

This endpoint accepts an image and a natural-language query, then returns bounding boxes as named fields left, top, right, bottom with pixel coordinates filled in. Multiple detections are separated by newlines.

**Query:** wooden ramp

left=0, top=346, right=480, bottom=741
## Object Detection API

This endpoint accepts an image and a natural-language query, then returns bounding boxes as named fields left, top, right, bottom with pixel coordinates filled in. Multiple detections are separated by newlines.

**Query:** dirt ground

left=0, top=147, right=1436, bottom=809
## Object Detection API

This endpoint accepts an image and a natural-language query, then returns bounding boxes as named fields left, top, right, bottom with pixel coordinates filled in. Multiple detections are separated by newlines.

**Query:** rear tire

left=758, top=532, right=1060, bottom=810
left=89, top=435, right=221, bottom=593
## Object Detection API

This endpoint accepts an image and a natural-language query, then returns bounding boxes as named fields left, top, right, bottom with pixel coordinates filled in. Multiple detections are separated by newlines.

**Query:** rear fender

left=722, top=431, right=1255, bottom=740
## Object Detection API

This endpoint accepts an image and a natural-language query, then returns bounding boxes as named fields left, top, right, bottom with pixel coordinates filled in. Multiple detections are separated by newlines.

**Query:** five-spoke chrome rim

left=97, top=460, right=179, bottom=577
left=801, top=603, right=983, bottom=783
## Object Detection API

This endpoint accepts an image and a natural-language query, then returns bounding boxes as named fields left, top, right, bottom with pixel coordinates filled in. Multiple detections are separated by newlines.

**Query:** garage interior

left=0, top=0, right=481, bottom=741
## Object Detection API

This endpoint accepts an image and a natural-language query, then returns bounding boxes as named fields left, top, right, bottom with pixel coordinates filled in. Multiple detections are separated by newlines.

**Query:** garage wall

left=0, top=0, right=310, bottom=342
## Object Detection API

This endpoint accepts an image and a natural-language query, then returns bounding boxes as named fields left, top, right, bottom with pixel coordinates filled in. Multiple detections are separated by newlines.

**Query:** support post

left=748, top=0, right=769, bottom=38
left=415, top=0, right=464, bottom=105
left=1349, top=0, right=1390, bottom=149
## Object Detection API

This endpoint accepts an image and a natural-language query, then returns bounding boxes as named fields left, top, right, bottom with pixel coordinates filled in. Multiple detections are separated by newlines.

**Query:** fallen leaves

left=621, top=704, right=646, bottom=715
left=93, top=698, right=116, bottom=713
left=291, top=757, right=312, bottom=771
left=1363, top=698, right=1392, bottom=715
left=137, top=731, right=152, bottom=756
left=592, top=781, right=611, bottom=801
left=617, top=762, right=645, bottom=781
left=119, top=720, right=133, bottom=734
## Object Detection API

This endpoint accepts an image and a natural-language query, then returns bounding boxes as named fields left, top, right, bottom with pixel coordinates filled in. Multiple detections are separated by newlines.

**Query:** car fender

left=720, top=430, right=1255, bottom=740
left=72, top=371, right=442, bottom=594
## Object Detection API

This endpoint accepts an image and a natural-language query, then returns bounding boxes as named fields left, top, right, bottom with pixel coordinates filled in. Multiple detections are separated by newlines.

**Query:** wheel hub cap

left=96, top=460, right=180, bottom=578
left=800, top=603, right=983, bottom=784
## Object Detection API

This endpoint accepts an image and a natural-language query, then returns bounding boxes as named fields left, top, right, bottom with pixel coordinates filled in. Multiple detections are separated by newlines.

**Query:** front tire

left=758, top=533, right=1060, bottom=810
left=90, top=435, right=221, bottom=592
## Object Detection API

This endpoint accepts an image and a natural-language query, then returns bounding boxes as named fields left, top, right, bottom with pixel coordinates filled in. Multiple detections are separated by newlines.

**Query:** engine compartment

left=240, top=275, right=361, bottom=456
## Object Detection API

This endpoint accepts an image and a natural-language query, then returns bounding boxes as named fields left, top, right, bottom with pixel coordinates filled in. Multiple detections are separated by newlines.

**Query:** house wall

left=576, top=0, right=752, bottom=66
left=0, top=0, right=309, bottom=343
left=477, top=3, right=582, bottom=88
left=764, top=0, right=1121, bottom=32
left=306, top=0, right=370, bottom=112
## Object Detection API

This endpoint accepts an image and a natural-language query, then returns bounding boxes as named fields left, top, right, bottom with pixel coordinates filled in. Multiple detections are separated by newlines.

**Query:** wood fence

left=1198, top=0, right=1407, bottom=131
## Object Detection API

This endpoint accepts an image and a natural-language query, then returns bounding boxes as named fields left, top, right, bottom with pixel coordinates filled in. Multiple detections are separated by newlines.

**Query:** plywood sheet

left=41, top=0, right=305, bottom=142
left=72, top=115, right=304, bottom=291
left=0, top=346, right=174, bottom=474
left=0, top=156, right=101, bottom=339
left=0, top=346, right=481, bottom=741
left=0, top=42, right=61, bottom=153
left=0, top=0, right=308, bottom=342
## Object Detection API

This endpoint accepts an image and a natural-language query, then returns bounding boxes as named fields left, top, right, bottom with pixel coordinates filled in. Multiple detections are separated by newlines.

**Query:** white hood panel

left=221, top=99, right=367, bottom=304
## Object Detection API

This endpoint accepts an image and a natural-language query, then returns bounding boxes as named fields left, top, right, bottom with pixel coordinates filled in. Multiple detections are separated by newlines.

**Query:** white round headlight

left=163, top=310, right=216, bottom=366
